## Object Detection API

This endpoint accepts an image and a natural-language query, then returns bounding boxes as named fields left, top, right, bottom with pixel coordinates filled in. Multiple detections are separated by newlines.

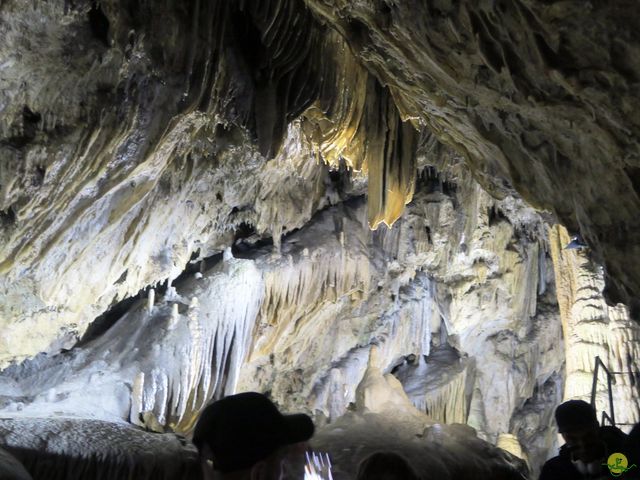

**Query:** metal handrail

left=590, top=355, right=616, bottom=427
left=602, top=411, right=614, bottom=427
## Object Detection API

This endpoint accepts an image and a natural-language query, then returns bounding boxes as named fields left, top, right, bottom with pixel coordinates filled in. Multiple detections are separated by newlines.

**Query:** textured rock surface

left=237, top=155, right=564, bottom=447
left=3, top=0, right=640, bottom=367
left=309, top=351, right=528, bottom=480
left=0, top=0, right=418, bottom=367
left=0, top=257, right=263, bottom=433
left=0, top=153, right=570, bottom=474
left=303, top=0, right=640, bottom=316
left=0, top=418, right=199, bottom=480
left=1, top=1, right=640, bottom=478
left=549, top=225, right=640, bottom=428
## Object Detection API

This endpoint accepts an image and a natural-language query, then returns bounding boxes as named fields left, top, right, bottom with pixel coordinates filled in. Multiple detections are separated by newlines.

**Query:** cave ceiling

left=301, top=0, right=640, bottom=317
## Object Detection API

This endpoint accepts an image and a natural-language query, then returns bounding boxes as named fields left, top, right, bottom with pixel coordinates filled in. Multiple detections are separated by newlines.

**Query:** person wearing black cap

left=539, top=399, right=634, bottom=480
left=356, top=451, right=420, bottom=480
left=192, top=392, right=315, bottom=480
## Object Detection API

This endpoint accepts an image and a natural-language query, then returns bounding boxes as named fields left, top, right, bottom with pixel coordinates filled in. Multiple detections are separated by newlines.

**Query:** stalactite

left=0, top=0, right=423, bottom=367
left=255, top=250, right=371, bottom=356
left=301, top=31, right=418, bottom=228
left=421, top=368, right=469, bottom=424
left=303, top=0, right=640, bottom=316
left=396, top=343, right=470, bottom=426
left=0, top=259, right=264, bottom=438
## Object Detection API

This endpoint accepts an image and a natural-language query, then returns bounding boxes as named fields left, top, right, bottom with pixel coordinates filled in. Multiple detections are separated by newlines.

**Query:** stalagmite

left=355, top=345, right=429, bottom=418
left=168, top=303, right=179, bottom=330
left=147, top=288, right=155, bottom=314
left=130, top=372, right=145, bottom=427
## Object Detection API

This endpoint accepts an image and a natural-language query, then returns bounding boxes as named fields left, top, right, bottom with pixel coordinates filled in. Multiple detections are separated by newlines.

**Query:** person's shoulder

left=601, top=425, right=626, bottom=439
left=539, top=454, right=575, bottom=480
left=602, top=425, right=631, bottom=452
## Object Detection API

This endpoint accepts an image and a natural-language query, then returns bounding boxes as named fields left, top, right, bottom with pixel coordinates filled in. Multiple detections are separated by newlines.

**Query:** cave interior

left=1, top=0, right=640, bottom=479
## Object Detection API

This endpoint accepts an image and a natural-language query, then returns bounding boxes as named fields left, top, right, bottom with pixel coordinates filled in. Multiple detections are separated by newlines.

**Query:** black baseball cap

left=555, top=400, right=598, bottom=433
left=192, top=392, right=314, bottom=473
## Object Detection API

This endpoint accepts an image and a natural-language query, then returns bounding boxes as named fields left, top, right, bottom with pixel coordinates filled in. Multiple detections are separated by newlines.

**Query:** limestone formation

left=0, top=153, right=572, bottom=475
left=1, top=1, right=640, bottom=478
left=0, top=418, right=199, bottom=480
left=549, top=225, right=640, bottom=428
left=303, top=0, right=640, bottom=317
left=311, top=355, right=528, bottom=479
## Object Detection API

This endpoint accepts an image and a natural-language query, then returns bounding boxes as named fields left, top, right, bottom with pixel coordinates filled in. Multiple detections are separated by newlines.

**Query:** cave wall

left=0, top=0, right=421, bottom=367
left=237, top=150, right=567, bottom=473
left=1, top=146, right=571, bottom=474
left=1, top=1, right=640, bottom=478
left=549, top=225, right=640, bottom=428
left=302, top=0, right=640, bottom=317
left=2, top=0, right=640, bottom=364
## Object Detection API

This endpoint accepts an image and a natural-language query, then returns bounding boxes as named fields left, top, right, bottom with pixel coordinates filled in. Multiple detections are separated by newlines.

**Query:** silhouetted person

left=539, top=400, right=637, bottom=480
left=0, top=448, right=32, bottom=480
left=629, top=423, right=640, bottom=447
left=192, top=392, right=314, bottom=480
left=626, top=423, right=640, bottom=469
left=356, top=451, right=421, bottom=480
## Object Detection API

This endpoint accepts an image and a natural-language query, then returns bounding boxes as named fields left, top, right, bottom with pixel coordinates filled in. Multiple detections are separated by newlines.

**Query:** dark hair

left=192, top=392, right=313, bottom=473
left=555, top=400, right=598, bottom=433
left=356, top=452, right=420, bottom=480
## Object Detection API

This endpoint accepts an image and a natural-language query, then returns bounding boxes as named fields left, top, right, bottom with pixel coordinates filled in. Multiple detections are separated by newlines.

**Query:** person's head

left=356, top=451, right=420, bottom=480
left=555, top=400, right=602, bottom=462
left=192, top=392, right=314, bottom=480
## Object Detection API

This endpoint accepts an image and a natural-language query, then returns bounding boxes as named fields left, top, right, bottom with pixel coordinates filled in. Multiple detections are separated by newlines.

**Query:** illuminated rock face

left=0, top=0, right=416, bottom=367
left=0, top=116, right=334, bottom=368
left=309, top=347, right=528, bottom=480
left=1, top=1, right=640, bottom=478
left=302, top=0, right=640, bottom=317
left=549, top=225, right=640, bottom=428
left=235, top=154, right=568, bottom=474
left=1, top=151, right=571, bottom=474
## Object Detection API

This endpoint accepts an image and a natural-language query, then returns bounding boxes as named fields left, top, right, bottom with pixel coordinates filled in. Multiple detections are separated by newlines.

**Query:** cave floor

left=0, top=413, right=528, bottom=480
